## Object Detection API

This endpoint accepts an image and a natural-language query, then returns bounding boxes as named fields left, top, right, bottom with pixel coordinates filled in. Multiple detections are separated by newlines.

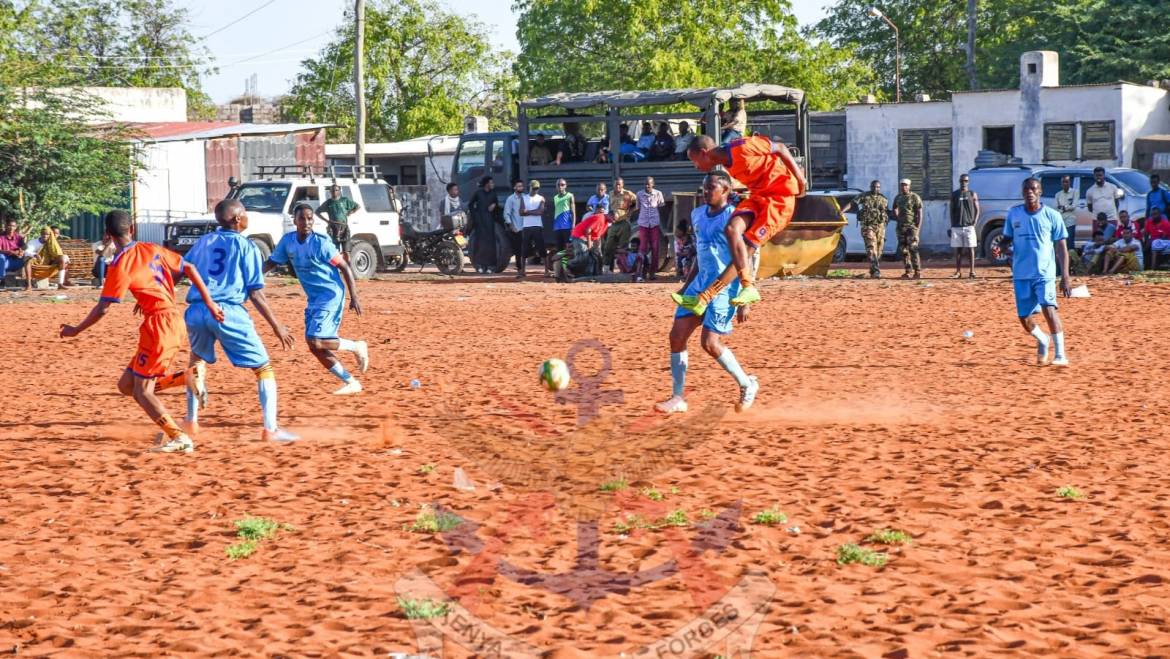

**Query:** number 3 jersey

left=184, top=228, right=265, bottom=305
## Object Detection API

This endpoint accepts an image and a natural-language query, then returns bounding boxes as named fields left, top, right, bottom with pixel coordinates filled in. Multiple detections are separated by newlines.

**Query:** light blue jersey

left=1004, top=204, right=1067, bottom=281
left=675, top=203, right=741, bottom=334
left=270, top=232, right=344, bottom=311
left=185, top=228, right=264, bottom=305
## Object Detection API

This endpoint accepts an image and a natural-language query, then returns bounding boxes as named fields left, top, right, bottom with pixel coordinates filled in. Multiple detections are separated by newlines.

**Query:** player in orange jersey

left=675, top=133, right=807, bottom=315
left=60, top=211, right=224, bottom=453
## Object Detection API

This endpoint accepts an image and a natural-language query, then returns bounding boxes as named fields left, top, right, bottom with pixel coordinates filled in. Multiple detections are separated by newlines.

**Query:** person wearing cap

left=893, top=178, right=924, bottom=279
left=517, top=179, right=546, bottom=277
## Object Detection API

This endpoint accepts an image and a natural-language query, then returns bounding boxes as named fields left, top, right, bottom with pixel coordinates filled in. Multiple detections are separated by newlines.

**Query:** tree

left=0, top=0, right=215, bottom=118
left=512, top=0, right=873, bottom=111
left=284, top=0, right=512, bottom=142
left=0, top=86, right=137, bottom=230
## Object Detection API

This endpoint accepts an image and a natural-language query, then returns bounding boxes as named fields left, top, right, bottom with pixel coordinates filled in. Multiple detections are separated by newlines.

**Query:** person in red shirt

left=679, top=133, right=807, bottom=314
left=1146, top=206, right=1170, bottom=269
left=556, top=209, right=611, bottom=281
left=60, top=210, right=223, bottom=453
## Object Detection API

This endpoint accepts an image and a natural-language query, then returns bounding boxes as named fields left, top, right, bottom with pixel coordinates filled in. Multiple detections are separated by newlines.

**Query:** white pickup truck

left=164, top=165, right=405, bottom=279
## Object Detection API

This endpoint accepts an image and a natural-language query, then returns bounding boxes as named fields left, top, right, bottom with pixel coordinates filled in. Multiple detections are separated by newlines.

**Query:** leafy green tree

left=512, top=0, right=873, bottom=111
left=284, top=0, right=512, bottom=142
left=0, top=86, right=137, bottom=230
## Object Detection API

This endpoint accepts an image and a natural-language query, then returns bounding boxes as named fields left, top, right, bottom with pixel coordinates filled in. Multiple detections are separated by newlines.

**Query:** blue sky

left=191, top=0, right=832, bottom=103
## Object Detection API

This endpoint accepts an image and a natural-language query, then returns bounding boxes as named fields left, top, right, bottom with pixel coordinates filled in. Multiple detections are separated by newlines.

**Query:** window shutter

left=1081, top=121, right=1116, bottom=160
left=926, top=129, right=953, bottom=200
left=1043, top=123, right=1076, bottom=161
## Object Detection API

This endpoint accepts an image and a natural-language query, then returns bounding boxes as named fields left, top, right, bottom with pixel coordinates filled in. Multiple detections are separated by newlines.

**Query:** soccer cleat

left=1050, top=356, right=1070, bottom=367
left=671, top=292, right=709, bottom=316
left=332, top=380, right=363, bottom=396
left=354, top=340, right=370, bottom=373
left=190, top=361, right=209, bottom=410
left=654, top=396, right=689, bottom=414
left=262, top=428, right=300, bottom=443
left=736, top=376, right=760, bottom=413
left=730, top=285, right=761, bottom=307
left=150, top=434, right=194, bottom=453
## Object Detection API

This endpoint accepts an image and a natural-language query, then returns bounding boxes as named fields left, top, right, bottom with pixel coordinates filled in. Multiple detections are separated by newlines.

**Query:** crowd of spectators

left=0, top=219, right=74, bottom=290
left=529, top=109, right=737, bottom=167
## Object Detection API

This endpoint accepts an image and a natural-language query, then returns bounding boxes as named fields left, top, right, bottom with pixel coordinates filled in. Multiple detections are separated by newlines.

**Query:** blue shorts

left=185, top=302, right=269, bottom=369
left=305, top=302, right=343, bottom=340
left=674, top=280, right=738, bottom=335
left=1013, top=278, right=1057, bottom=318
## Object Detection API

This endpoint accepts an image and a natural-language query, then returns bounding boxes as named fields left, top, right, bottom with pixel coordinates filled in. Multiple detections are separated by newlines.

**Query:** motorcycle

left=390, top=224, right=466, bottom=275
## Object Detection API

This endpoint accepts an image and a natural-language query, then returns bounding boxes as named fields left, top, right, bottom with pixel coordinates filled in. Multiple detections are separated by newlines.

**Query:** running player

left=1002, top=177, right=1072, bottom=366
left=183, top=199, right=299, bottom=442
left=59, top=210, right=224, bottom=453
left=676, top=133, right=807, bottom=314
left=656, top=172, right=759, bottom=414
left=264, top=203, right=369, bottom=395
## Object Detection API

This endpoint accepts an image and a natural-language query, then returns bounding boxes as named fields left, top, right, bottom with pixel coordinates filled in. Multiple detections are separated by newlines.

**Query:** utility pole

left=966, top=0, right=978, bottom=90
left=354, top=0, right=367, bottom=169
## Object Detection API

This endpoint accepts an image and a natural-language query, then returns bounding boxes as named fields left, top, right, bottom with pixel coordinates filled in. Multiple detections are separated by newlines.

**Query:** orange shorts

left=735, top=193, right=795, bottom=247
left=129, top=310, right=185, bottom=378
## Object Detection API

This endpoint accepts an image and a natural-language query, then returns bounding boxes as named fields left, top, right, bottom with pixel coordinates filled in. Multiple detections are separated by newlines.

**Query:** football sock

left=716, top=349, right=752, bottom=388
left=337, top=338, right=359, bottom=352
left=1053, top=332, right=1066, bottom=359
left=155, top=370, right=186, bottom=391
left=255, top=364, right=278, bottom=431
left=155, top=414, right=184, bottom=440
left=328, top=362, right=354, bottom=383
left=1030, top=325, right=1050, bottom=355
left=186, top=389, right=199, bottom=424
left=698, top=278, right=729, bottom=305
left=670, top=351, right=688, bottom=398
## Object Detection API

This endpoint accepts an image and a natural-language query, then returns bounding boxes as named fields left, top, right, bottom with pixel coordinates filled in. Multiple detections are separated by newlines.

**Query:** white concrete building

left=845, top=51, right=1170, bottom=247
left=43, top=86, right=188, bottom=123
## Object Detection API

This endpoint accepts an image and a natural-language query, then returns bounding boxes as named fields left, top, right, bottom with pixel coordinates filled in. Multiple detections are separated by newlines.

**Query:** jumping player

left=264, top=204, right=369, bottom=395
left=1002, top=177, right=1072, bottom=366
left=656, top=172, right=759, bottom=414
left=676, top=133, right=807, bottom=314
left=183, top=199, right=299, bottom=442
left=59, top=210, right=224, bottom=453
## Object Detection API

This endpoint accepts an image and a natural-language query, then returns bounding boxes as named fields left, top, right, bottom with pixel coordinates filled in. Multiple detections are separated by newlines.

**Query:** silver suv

left=969, top=166, right=1160, bottom=264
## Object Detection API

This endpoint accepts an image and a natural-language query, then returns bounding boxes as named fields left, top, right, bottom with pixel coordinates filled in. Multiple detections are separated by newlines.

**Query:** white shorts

left=1152, top=239, right=1170, bottom=253
left=950, top=226, right=977, bottom=248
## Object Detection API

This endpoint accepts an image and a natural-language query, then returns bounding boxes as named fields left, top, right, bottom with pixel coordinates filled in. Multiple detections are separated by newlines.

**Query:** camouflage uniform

left=893, top=191, right=924, bottom=275
left=855, top=191, right=889, bottom=277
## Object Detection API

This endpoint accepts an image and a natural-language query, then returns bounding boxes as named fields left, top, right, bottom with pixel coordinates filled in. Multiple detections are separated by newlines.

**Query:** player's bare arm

left=181, top=262, right=224, bottom=323
left=773, top=141, right=807, bottom=196
left=1055, top=239, right=1072, bottom=297
left=59, top=298, right=115, bottom=338
left=336, top=258, right=363, bottom=315
left=248, top=288, right=295, bottom=350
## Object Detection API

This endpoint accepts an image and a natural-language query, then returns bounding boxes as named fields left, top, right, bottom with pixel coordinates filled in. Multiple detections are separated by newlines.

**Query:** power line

left=198, top=0, right=279, bottom=40
left=56, top=28, right=335, bottom=71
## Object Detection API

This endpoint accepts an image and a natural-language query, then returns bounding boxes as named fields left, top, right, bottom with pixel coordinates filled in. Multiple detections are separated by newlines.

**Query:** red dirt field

left=2, top=268, right=1169, bottom=657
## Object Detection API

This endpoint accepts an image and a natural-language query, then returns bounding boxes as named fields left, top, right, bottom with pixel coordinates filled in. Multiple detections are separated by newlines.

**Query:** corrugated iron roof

left=122, top=121, right=332, bottom=143
left=130, top=121, right=239, bottom=139
left=520, top=84, right=805, bottom=111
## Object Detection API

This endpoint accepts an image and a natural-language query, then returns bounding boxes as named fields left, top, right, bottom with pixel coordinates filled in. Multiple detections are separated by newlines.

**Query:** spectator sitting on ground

left=23, top=225, right=70, bottom=290
left=1093, top=212, right=1117, bottom=241
left=92, top=235, right=117, bottom=286
left=1115, top=210, right=1141, bottom=241
left=1145, top=206, right=1170, bottom=269
left=0, top=218, right=26, bottom=287
left=1102, top=226, right=1143, bottom=274
left=648, top=122, right=676, bottom=161
left=1082, top=230, right=1109, bottom=273
left=530, top=133, right=553, bottom=166
left=674, top=121, right=695, bottom=159
left=617, top=236, right=642, bottom=275
left=674, top=219, right=695, bottom=277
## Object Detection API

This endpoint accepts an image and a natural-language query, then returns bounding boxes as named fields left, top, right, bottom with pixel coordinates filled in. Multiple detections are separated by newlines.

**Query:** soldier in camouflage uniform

left=846, top=180, right=890, bottom=278
left=893, top=178, right=924, bottom=279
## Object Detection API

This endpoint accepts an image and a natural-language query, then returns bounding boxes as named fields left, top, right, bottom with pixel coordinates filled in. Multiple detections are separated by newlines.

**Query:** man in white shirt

left=1053, top=175, right=1077, bottom=249
left=1102, top=226, right=1143, bottom=273
left=518, top=179, right=546, bottom=277
left=674, top=121, right=695, bottom=160
left=502, top=179, right=526, bottom=273
left=1085, top=167, right=1119, bottom=222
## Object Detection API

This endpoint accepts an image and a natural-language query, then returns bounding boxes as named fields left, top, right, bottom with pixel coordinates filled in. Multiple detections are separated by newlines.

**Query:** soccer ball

left=539, top=358, right=571, bottom=392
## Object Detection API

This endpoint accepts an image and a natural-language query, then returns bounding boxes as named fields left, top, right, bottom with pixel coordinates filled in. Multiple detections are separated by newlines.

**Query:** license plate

left=176, top=236, right=199, bottom=246
left=454, top=235, right=467, bottom=247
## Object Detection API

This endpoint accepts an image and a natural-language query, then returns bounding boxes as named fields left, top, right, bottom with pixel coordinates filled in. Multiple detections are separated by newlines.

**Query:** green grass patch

left=697, top=508, right=716, bottom=520
left=417, top=464, right=436, bottom=475
left=599, top=478, right=628, bottom=492
left=641, top=487, right=665, bottom=502
left=408, top=506, right=462, bottom=533
left=396, top=596, right=450, bottom=620
left=826, top=268, right=852, bottom=278
left=225, top=540, right=257, bottom=560
left=751, top=507, right=787, bottom=526
left=661, top=509, right=689, bottom=527
left=1057, top=485, right=1086, bottom=500
left=225, top=516, right=292, bottom=560
left=1133, top=271, right=1170, bottom=284
left=836, top=543, right=888, bottom=567
left=867, top=529, right=912, bottom=545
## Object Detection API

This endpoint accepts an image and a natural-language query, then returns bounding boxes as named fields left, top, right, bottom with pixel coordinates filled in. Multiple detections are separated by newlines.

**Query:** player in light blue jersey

left=265, top=204, right=368, bottom=395
left=1002, top=177, right=1072, bottom=366
left=183, top=199, right=299, bottom=442
left=656, top=171, right=758, bottom=414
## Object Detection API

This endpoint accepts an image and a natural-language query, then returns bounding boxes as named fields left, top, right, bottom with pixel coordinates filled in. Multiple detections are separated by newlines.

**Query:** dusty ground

left=1, top=265, right=1169, bottom=657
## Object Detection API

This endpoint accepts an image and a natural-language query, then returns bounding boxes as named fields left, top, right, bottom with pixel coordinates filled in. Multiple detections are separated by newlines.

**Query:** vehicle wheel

left=833, top=235, right=847, bottom=263
left=435, top=242, right=465, bottom=275
left=983, top=226, right=1010, bottom=265
left=349, top=240, right=378, bottom=279
left=249, top=237, right=272, bottom=261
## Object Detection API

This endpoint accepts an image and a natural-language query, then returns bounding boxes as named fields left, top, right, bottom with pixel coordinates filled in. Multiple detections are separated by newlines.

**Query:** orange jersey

left=726, top=135, right=801, bottom=198
left=100, top=243, right=185, bottom=315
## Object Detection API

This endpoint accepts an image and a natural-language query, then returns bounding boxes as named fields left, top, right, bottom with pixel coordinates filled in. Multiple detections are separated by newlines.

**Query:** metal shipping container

left=295, top=129, right=327, bottom=170
left=239, top=134, right=297, bottom=181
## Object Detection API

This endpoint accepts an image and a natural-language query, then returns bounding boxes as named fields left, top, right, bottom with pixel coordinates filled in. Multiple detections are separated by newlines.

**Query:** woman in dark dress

left=466, top=176, right=501, bottom=273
